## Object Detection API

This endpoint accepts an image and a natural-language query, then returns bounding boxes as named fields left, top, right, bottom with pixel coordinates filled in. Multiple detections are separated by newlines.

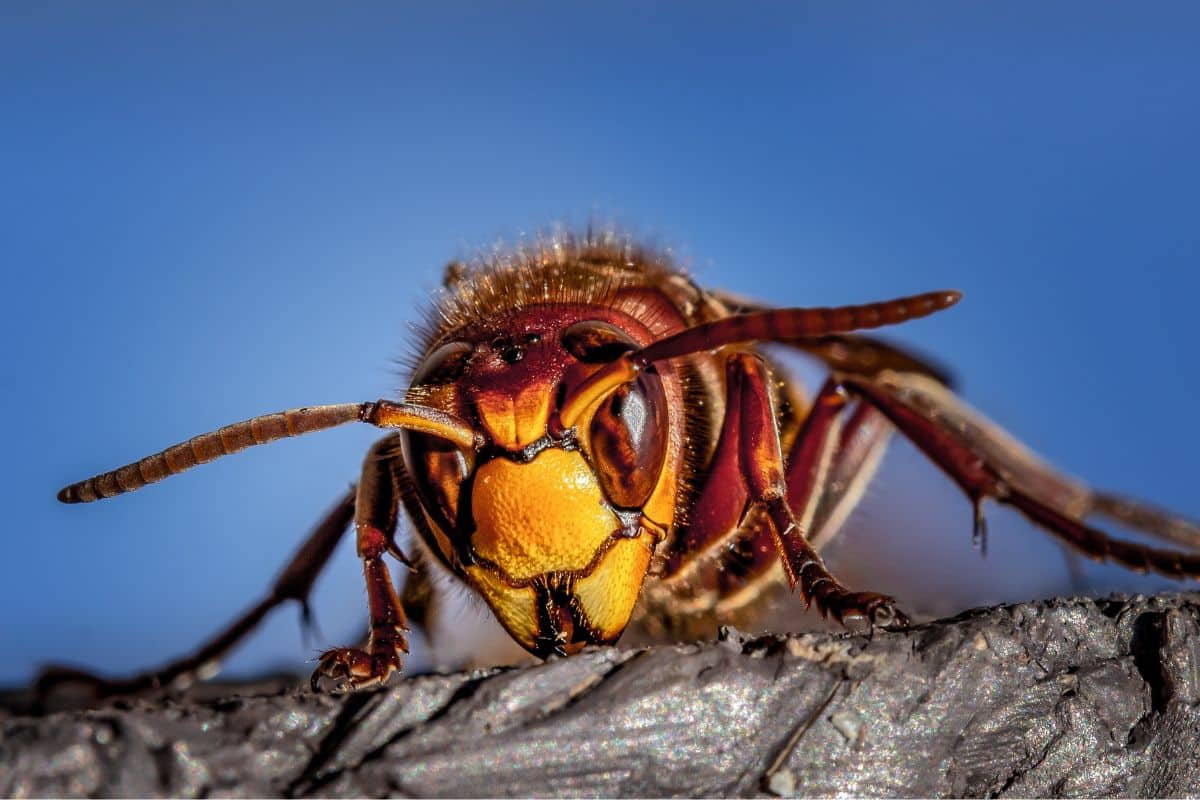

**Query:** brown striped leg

left=715, top=388, right=897, bottom=614
left=844, top=376, right=1200, bottom=580
left=311, top=435, right=412, bottom=693
left=35, top=486, right=357, bottom=704
left=707, top=392, right=895, bottom=618
left=676, top=353, right=907, bottom=628
left=741, top=366, right=907, bottom=628
left=713, top=293, right=941, bottom=549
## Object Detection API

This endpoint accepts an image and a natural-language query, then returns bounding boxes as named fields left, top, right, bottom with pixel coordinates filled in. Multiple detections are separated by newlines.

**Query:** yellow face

left=399, top=310, right=681, bottom=657
left=465, top=448, right=655, bottom=654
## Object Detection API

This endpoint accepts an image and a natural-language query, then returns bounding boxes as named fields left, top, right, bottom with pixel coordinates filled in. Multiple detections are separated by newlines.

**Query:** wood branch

left=3, top=593, right=1199, bottom=797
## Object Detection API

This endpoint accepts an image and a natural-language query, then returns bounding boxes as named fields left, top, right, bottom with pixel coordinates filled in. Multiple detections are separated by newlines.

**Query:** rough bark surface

left=3, top=593, right=1199, bottom=798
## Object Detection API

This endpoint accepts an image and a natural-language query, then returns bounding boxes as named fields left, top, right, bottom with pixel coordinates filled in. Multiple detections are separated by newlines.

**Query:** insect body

left=53, top=233, right=1200, bottom=695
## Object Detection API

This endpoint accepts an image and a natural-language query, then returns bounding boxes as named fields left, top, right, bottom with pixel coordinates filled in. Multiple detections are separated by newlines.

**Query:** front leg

left=312, top=435, right=411, bottom=692
left=665, top=352, right=906, bottom=629
left=729, top=354, right=908, bottom=628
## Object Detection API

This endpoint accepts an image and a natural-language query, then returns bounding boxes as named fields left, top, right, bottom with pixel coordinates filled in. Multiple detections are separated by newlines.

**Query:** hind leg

left=36, top=485, right=356, bottom=703
left=844, top=374, right=1200, bottom=580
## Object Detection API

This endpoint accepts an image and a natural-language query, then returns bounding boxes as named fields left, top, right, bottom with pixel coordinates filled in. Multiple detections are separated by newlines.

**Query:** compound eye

left=562, top=320, right=638, bottom=363
left=588, top=371, right=668, bottom=508
left=412, top=341, right=472, bottom=386
left=401, top=431, right=470, bottom=535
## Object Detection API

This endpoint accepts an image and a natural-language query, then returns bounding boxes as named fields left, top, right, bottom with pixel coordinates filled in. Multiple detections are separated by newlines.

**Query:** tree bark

left=3, top=593, right=1199, bottom=798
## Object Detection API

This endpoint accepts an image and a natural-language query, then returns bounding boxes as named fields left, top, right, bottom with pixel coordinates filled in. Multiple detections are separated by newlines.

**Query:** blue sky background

left=3, top=3, right=1198, bottom=687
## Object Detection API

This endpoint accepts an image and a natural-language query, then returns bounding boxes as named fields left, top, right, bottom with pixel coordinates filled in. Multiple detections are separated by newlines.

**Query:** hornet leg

left=36, top=485, right=356, bottom=705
